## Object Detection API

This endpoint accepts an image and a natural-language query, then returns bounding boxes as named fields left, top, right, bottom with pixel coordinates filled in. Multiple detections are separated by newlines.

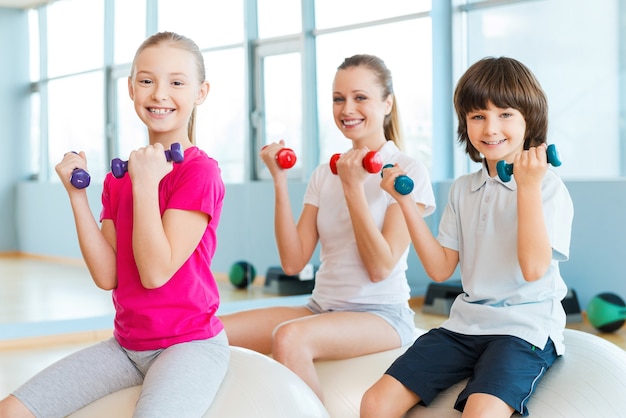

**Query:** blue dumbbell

left=111, top=143, right=184, bottom=179
left=496, top=144, right=562, bottom=182
left=381, top=164, right=414, bottom=195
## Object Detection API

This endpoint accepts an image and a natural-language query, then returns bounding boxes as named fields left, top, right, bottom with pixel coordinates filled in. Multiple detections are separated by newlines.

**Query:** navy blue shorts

left=385, top=328, right=558, bottom=416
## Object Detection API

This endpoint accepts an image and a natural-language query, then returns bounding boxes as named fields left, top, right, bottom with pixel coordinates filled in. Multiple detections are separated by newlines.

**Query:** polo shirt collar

left=471, top=159, right=517, bottom=191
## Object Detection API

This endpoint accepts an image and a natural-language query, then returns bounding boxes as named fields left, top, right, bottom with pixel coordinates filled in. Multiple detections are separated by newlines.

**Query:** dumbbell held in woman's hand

left=381, top=164, right=414, bottom=195
left=329, top=151, right=383, bottom=175
left=496, top=144, right=562, bottom=182
left=111, top=143, right=184, bottom=179
left=262, top=145, right=297, bottom=169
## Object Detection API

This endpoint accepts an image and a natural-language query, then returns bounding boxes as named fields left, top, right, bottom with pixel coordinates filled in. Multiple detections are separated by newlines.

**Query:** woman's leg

left=220, top=305, right=314, bottom=353
left=273, top=310, right=402, bottom=400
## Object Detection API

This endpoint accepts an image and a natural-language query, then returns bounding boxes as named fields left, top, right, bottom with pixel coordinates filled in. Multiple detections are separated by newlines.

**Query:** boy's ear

left=195, top=81, right=210, bottom=105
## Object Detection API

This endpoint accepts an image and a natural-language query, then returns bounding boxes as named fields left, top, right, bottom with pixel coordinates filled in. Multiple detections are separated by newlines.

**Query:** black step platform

left=264, top=265, right=317, bottom=295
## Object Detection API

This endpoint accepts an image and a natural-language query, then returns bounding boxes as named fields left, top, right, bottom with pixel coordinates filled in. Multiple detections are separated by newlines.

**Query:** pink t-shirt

left=100, top=146, right=224, bottom=351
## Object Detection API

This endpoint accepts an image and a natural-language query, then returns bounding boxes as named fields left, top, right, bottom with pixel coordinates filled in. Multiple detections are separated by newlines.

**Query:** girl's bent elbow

left=140, top=276, right=169, bottom=289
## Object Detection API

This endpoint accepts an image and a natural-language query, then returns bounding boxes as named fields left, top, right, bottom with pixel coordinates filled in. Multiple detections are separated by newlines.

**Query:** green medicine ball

left=229, top=261, right=256, bottom=289
left=587, top=292, right=626, bottom=333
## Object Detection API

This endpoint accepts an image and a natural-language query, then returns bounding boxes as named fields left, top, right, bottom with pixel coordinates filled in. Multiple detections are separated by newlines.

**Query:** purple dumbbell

left=70, top=168, right=91, bottom=189
left=68, top=151, right=91, bottom=189
left=111, top=143, right=184, bottom=179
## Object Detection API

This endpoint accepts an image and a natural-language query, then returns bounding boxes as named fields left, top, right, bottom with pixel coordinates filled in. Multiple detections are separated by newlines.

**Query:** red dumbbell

left=262, top=146, right=297, bottom=169
left=329, top=151, right=383, bottom=175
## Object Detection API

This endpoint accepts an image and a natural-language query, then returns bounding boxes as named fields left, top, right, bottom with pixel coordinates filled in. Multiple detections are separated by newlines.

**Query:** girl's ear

left=195, top=81, right=210, bottom=105
left=127, top=76, right=134, bottom=100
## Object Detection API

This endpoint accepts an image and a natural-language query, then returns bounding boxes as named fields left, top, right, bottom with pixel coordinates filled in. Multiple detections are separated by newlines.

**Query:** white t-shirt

left=304, top=141, right=435, bottom=310
left=438, top=163, right=574, bottom=355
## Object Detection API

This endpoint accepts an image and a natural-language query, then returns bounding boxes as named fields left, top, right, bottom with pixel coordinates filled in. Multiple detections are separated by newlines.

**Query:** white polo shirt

left=304, top=141, right=436, bottom=310
left=438, top=163, right=574, bottom=355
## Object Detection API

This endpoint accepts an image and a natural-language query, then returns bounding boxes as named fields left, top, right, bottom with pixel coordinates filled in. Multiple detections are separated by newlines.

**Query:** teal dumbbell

left=381, top=164, right=414, bottom=195
left=496, top=144, right=561, bottom=182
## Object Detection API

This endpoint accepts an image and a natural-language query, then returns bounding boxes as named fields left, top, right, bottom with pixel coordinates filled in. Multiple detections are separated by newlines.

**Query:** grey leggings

left=13, top=331, right=229, bottom=418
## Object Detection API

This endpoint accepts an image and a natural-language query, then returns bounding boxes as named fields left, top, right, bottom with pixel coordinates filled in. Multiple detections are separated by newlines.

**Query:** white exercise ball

left=69, top=346, right=329, bottom=418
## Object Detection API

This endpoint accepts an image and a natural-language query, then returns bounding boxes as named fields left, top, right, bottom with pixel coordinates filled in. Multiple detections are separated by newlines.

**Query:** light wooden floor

left=1, top=254, right=624, bottom=399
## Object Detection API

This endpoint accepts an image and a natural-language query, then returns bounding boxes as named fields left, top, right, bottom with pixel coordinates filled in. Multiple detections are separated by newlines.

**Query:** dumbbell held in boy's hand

left=329, top=151, right=383, bottom=175
left=496, top=144, right=562, bottom=183
left=381, top=164, right=414, bottom=195
left=111, top=143, right=184, bottom=179
left=261, top=145, right=297, bottom=169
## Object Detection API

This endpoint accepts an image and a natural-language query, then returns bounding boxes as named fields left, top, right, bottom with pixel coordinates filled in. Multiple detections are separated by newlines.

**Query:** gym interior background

left=1, top=0, right=625, bottom=312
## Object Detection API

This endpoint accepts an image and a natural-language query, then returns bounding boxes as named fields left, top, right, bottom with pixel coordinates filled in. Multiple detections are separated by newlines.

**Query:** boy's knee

left=360, top=386, right=383, bottom=418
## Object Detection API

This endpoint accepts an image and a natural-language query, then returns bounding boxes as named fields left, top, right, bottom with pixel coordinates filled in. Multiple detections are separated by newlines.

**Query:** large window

left=27, top=0, right=626, bottom=185
left=458, top=0, right=623, bottom=178
left=29, top=0, right=435, bottom=185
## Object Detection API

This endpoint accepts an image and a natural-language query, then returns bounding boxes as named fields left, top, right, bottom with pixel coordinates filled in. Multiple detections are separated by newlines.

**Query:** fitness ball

left=229, top=261, right=257, bottom=289
left=586, top=292, right=626, bottom=333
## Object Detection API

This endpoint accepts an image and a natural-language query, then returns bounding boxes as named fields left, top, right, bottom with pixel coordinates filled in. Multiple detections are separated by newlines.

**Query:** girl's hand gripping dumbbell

left=111, top=143, right=184, bottom=179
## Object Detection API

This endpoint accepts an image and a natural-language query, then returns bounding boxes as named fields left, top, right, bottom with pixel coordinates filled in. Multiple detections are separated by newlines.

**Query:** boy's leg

left=361, top=374, right=421, bottom=418
left=457, top=336, right=557, bottom=417
left=464, top=393, right=515, bottom=418
left=361, top=328, right=474, bottom=418
left=134, top=331, right=230, bottom=418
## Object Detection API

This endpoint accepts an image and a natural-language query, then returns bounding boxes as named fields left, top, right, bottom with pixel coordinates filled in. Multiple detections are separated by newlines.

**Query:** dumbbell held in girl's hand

left=67, top=152, right=91, bottom=189
left=381, top=164, right=414, bottom=195
left=262, top=145, right=297, bottom=169
left=111, top=143, right=184, bottom=179
left=70, top=168, right=90, bottom=189
left=496, top=143, right=562, bottom=182
left=329, top=151, right=383, bottom=175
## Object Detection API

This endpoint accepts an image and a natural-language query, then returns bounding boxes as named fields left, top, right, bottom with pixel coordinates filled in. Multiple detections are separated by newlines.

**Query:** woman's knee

left=272, top=321, right=310, bottom=358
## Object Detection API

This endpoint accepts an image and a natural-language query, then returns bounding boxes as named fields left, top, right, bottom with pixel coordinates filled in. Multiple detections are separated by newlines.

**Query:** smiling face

left=128, top=43, right=208, bottom=143
left=332, top=66, right=393, bottom=149
left=466, top=101, right=526, bottom=175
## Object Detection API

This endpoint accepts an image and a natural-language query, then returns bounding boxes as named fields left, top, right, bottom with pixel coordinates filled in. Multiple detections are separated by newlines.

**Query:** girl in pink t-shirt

left=1, top=32, right=228, bottom=418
